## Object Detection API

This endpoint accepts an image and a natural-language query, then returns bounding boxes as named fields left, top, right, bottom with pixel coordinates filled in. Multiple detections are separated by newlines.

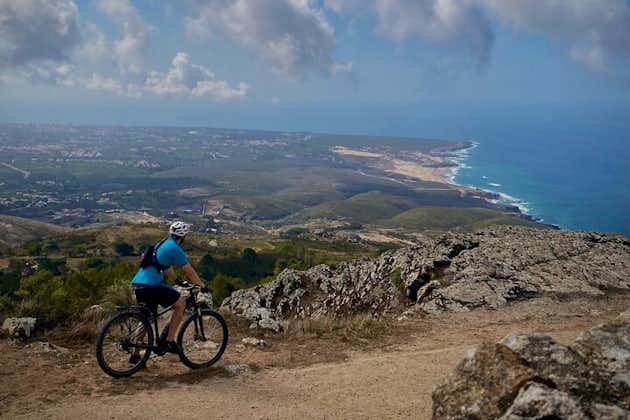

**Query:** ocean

left=448, top=107, right=630, bottom=234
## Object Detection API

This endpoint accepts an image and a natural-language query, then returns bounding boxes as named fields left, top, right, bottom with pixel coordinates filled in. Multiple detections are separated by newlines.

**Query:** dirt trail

left=2, top=295, right=627, bottom=419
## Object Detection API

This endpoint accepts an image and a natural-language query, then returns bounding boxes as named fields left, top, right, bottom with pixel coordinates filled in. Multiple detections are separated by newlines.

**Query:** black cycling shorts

left=134, top=285, right=180, bottom=313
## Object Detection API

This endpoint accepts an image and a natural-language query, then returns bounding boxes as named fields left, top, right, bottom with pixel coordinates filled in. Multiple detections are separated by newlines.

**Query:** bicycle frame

left=122, top=286, right=207, bottom=352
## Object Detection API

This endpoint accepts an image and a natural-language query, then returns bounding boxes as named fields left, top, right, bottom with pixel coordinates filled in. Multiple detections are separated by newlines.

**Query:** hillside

left=0, top=215, right=68, bottom=252
left=382, top=206, right=542, bottom=231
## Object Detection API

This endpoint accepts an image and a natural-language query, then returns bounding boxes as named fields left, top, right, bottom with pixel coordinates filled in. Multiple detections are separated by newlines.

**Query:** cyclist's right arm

left=182, top=263, right=205, bottom=288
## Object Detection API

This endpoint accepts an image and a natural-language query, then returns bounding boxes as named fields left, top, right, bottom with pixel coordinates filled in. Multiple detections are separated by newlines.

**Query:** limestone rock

left=2, top=317, right=37, bottom=338
left=241, top=337, right=267, bottom=347
left=221, top=227, right=630, bottom=324
left=432, top=310, right=630, bottom=419
left=499, top=383, right=586, bottom=420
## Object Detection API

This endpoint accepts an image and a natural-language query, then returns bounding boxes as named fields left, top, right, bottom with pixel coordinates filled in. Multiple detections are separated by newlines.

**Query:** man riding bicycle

left=129, top=221, right=206, bottom=363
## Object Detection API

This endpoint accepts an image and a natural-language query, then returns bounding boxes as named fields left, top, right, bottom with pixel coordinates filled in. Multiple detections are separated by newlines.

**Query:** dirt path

left=2, top=295, right=627, bottom=419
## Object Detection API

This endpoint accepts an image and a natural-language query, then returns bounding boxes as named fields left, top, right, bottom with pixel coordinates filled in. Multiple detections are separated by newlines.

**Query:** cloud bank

left=185, top=0, right=352, bottom=78
left=0, top=0, right=248, bottom=100
left=0, top=0, right=81, bottom=68
left=325, top=0, right=630, bottom=72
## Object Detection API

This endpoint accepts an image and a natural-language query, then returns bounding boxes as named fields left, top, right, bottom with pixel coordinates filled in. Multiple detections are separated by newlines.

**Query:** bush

left=82, top=257, right=106, bottom=270
left=241, top=248, right=257, bottom=264
left=26, top=242, right=43, bottom=256
left=113, top=240, right=134, bottom=256
left=16, top=262, right=136, bottom=326
left=390, top=269, right=405, bottom=294
left=37, top=257, right=66, bottom=275
left=101, top=280, right=134, bottom=312
left=0, top=294, right=16, bottom=313
left=210, top=273, right=244, bottom=307
left=0, top=270, right=20, bottom=295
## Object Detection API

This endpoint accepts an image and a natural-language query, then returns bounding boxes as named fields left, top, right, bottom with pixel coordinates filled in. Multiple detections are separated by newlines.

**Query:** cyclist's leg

left=147, top=285, right=182, bottom=343
left=130, top=286, right=155, bottom=359
left=167, top=296, right=186, bottom=341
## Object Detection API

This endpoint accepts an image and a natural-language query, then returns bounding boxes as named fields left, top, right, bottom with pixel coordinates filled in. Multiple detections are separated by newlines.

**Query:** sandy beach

left=332, top=146, right=458, bottom=184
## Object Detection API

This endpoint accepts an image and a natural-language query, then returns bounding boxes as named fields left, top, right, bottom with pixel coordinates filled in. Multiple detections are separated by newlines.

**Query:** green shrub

left=0, top=270, right=20, bottom=295
left=241, top=248, right=257, bottom=264
left=390, top=269, right=405, bottom=294
left=113, top=240, right=134, bottom=256
left=37, top=257, right=66, bottom=275
left=16, top=262, right=136, bottom=326
left=210, top=273, right=244, bottom=307
left=0, top=294, right=16, bottom=313
left=101, top=280, right=134, bottom=312
left=26, top=242, right=43, bottom=256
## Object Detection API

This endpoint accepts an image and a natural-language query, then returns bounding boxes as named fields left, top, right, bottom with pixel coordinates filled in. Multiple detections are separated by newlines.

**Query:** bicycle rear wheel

left=177, top=309, right=228, bottom=369
left=96, top=311, right=154, bottom=378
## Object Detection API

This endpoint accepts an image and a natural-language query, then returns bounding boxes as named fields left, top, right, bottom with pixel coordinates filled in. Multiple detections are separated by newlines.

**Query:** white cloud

left=0, top=0, right=81, bottom=68
left=326, top=0, right=630, bottom=71
left=97, top=0, right=152, bottom=74
left=185, top=0, right=345, bottom=78
left=143, top=52, right=248, bottom=100
left=480, top=0, right=630, bottom=72
left=82, top=73, right=126, bottom=95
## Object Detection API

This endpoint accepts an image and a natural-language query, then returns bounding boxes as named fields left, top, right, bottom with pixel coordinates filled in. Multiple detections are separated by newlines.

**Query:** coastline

left=449, top=142, right=539, bottom=222
left=332, top=142, right=538, bottom=222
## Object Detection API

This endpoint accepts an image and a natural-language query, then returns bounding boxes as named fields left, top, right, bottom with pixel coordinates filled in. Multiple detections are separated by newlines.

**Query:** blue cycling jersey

left=131, top=237, right=189, bottom=287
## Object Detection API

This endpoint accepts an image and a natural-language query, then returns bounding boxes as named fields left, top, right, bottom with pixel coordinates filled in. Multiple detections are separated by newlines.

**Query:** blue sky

left=1, top=0, right=629, bottom=133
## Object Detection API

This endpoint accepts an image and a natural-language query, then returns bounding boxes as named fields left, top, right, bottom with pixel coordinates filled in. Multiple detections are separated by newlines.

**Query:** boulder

left=2, top=317, right=37, bottom=338
left=432, top=310, right=630, bottom=419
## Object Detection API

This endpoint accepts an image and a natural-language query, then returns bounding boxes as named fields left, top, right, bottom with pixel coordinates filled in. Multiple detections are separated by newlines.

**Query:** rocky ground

left=433, top=308, right=630, bottom=419
left=1, top=294, right=628, bottom=419
left=222, top=226, right=630, bottom=330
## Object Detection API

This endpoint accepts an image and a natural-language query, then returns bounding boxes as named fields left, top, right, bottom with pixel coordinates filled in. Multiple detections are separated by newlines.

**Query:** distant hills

left=0, top=215, right=68, bottom=252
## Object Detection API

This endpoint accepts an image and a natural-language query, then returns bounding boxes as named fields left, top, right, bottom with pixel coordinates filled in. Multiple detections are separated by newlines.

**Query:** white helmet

left=169, top=221, right=189, bottom=237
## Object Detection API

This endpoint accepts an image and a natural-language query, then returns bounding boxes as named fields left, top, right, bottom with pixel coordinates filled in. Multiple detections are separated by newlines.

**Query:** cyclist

left=129, top=221, right=206, bottom=363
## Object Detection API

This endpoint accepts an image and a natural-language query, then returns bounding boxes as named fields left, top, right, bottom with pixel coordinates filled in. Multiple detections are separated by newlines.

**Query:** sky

left=0, top=0, right=629, bottom=133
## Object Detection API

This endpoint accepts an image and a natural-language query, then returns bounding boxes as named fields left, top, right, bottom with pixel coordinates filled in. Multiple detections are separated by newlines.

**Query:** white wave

left=482, top=175, right=488, bottom=179
left=491, top=191, right=531, bottom=214
left=488, top=182, right=501, bottom=187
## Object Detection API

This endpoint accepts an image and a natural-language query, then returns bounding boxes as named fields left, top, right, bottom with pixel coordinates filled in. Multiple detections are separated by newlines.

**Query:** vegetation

left=113, top=240, right=135, bottom=256
left=390, top=269, right=404, bottom=294
left=383, top=207, right=542, bottom=231
left=16, top=262, right=136, bottom=326
left=0, top=221, right=381, bottom=326
left=283, top=314, right=390, bottom=341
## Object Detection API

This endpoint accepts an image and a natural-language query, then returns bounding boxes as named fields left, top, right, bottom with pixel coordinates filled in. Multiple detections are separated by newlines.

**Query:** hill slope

left=0, top=215, right=69, bottom=251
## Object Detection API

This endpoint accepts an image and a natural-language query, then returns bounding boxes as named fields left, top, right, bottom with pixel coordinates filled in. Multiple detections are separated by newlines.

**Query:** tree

left=198, top=254, right=217, bottom=279
left=241, top=248, right=257, bottom=264
left=26, top=242, right=42, bottom=256
left=113, top=241, right=134, bottom=256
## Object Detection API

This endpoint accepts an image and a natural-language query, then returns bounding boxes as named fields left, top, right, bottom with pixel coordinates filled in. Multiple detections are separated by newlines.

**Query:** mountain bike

left=96, top=282, right=228, bottom=378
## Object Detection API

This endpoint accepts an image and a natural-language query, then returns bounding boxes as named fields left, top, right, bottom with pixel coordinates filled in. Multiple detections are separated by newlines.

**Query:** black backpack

left=139, top=238, right=169, bottom=272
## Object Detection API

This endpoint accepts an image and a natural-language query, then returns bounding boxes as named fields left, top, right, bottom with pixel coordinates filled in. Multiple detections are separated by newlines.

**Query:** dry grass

left=282, top=314, right=390, bottom=342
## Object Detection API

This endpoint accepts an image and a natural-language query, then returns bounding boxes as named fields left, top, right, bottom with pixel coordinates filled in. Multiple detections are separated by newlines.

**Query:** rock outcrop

left=432, top=310, right=630, bottom=419
left=221, top=227, right=630, bottom=330
left=2, top=317, right=37, bottom=338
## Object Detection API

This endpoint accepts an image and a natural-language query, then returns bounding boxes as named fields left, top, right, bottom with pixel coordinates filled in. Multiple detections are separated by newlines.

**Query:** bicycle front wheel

left=177, top=309, right=228, bottom=369
left=96, top=311, right=154, bottom=378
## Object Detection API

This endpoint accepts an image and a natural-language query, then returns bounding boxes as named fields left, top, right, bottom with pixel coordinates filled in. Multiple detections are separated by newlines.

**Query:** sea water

left=450, top=108, right=630, bottom=234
